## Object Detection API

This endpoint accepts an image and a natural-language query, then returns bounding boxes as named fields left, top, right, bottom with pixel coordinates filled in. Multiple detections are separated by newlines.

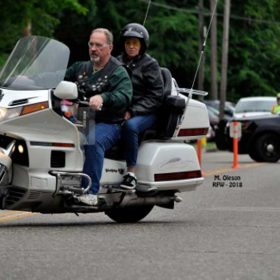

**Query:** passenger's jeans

left=82, top=122, right=121, bottom=194
left=122, top=114, right=157, bottom=167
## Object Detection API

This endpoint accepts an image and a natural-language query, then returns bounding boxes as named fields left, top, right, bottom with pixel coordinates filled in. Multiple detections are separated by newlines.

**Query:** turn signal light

left=21, top=101, right=49, bottom=115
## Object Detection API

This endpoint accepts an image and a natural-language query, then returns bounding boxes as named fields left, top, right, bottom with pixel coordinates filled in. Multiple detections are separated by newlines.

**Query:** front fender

left=252, top=125, right=280, bottom=143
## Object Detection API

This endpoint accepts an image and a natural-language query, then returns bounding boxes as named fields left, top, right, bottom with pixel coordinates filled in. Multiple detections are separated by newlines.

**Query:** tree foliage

left=0, top=0, right=87, bottom=64
left=1, top=0, right=280, bottom=101
left=226, top=0, right=280, bottom=100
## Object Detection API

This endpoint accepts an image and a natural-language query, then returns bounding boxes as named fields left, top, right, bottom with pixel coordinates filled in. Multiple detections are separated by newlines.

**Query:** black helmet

left=121, top=23, right=149, bottom=52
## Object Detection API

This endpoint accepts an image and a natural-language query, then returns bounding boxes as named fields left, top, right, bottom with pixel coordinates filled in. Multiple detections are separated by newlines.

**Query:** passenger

left=65, top=28, right=132, bottom=205
left=117, top=23, right=164, bottom=190
left=272, top=93, right=280, bottom=114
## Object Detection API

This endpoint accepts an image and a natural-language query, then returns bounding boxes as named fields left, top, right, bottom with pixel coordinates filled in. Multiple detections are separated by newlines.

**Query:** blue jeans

left=122, top=114, right=157, bottom=167
left=82, top=122, right=121, bottom=194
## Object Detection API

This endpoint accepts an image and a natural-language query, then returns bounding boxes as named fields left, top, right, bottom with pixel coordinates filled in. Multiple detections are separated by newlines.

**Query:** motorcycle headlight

left=0, top=102, right=49, bottom=122
left=0, top=107, right=22, bottom=122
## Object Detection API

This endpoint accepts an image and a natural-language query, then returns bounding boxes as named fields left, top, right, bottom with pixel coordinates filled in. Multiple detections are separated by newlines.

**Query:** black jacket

left=118, top=53, right=164, bottom=116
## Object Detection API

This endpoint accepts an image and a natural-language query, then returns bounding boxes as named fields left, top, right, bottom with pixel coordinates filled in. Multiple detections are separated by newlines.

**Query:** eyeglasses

left=88, top=42, right=108, bottom=49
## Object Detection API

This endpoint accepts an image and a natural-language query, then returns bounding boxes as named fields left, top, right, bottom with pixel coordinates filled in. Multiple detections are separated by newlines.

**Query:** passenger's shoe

left=77, top=194, right=98, bottom=206
left=120, top=173, right=137, bottom=190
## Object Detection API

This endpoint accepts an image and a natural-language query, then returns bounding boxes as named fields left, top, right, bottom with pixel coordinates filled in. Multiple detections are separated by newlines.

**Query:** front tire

left=253, top=133, right=280, bottom=162
left=105, top=205, right=154, bottom=223
left=248, top=150, right=262, bottom=162
left=249, top=145, right=262, bottom=162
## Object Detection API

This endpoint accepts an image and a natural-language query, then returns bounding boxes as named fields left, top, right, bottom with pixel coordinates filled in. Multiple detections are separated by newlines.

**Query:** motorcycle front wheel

left=105, top=205, right=154, bottom=223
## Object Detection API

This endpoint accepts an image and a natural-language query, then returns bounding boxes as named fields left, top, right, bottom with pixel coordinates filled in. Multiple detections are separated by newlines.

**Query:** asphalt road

left=0, top=151, right=279, bottom=280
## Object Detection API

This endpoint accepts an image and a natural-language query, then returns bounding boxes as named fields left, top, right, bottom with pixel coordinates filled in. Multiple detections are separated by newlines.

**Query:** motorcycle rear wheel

left=105, top=205, right=154, bottom=223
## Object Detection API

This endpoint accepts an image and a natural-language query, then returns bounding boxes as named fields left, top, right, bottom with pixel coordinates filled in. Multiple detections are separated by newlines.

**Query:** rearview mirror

left=53, top=81, right=78, bottom=100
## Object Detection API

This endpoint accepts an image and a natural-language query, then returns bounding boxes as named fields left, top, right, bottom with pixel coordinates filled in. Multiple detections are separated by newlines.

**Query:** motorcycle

left=0, top=36, right=209, bottom=223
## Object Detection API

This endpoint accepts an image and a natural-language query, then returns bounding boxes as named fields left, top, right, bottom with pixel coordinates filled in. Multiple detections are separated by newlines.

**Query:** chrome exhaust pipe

left=118, top=194, right=183, bottom=209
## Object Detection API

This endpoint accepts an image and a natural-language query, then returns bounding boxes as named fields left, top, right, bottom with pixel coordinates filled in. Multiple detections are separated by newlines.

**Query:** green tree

left=0, top=0, right=87, bottom=66
left=56, top=0, right=201, bottom=87
left=2, top=0, right=280, bottom=102
left=227, top=0, right=280, bottom=100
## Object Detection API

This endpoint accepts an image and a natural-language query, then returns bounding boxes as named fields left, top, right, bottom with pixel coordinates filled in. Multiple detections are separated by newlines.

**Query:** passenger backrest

left=157, top=67, right=186, bottom=139
left=161, top=67, right=172, bottom=98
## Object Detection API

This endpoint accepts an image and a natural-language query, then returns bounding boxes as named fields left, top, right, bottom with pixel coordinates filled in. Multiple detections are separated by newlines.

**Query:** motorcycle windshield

left=0, top=36, right=70, bottom=90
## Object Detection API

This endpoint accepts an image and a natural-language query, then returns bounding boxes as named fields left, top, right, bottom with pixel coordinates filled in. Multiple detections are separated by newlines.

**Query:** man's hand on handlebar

left=89, top=95, right=103, bottom=111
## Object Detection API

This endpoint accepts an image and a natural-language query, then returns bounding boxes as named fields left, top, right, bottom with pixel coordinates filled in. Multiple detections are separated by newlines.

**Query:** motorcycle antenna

left=143, top=0, right=152, bottom=26
left=185, top=0, right=219, bottom=104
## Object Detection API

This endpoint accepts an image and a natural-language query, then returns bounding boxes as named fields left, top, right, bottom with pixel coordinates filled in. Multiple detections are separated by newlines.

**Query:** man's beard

left=90, top=54, right=101, bottom=64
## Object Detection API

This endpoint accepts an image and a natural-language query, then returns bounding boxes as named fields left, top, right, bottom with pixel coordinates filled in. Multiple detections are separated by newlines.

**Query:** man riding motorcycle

left=65, top=28, right=132, bottom=206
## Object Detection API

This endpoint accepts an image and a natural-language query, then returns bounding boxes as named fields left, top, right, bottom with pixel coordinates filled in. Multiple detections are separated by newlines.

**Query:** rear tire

left=253, top=133, right=280, bottom=162
left=105, top=205, right=154, bottom=223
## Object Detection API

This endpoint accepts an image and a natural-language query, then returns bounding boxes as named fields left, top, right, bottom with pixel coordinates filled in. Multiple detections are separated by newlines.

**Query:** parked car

left=203, top=99, right=235, bottom=146
left=225, top=114, right=280, bottom=162
left=215, top=96, right=277, bottom=151
left=206, top=106, right=219, bottom=140
left=234, top=96, right=276, bottom=119
left=203, top=99, right=235, bottom=118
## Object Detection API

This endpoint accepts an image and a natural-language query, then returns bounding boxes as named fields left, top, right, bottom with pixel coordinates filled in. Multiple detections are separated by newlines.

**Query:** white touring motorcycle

left=0, top=36, right=209, bottom=222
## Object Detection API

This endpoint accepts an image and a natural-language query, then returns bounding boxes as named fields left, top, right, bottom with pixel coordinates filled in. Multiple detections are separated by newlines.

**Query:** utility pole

left=23, top=20, right=32, bottom=37
left=219, top=0, right=231, bottom=120
left=210, top=0, right=218, bottom=100
left=198, top=0, right=205, bottom=98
